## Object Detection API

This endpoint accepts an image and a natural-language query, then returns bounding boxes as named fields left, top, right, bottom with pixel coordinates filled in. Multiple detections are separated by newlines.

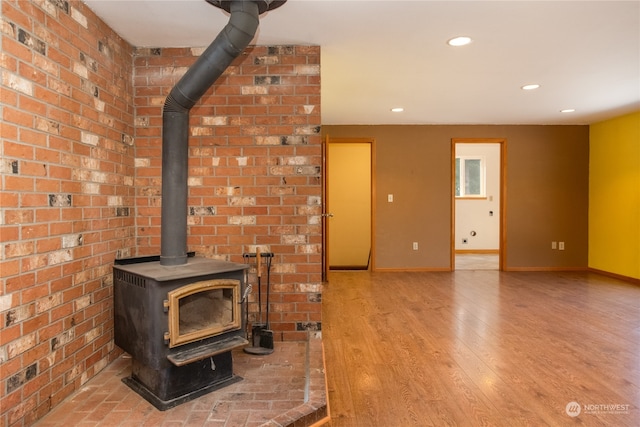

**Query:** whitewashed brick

left=135, top=158, right=150, bottom=167
left=191, top=47, right=205, bottom=56
left=90, top=171, right=107, bottom=183
left=93, top=98, right=105, bottom=112
left=84, top=327, right=101, bottom=344
left=72, top=169, right=90, bottom=181
left=107, top=196, right=123, bottom=206
left=202, top=116, right=228, bottom=126
left=49, top=79, right=71, bottom=96
left=7, top=333, right=36, bottom=358
left=51, top=330, right=75, bottom=351
left=228, top=216, right=256, bottom=225
left=73, top=62, right=88, bottom=78
left=3, top=72, right=33, bottom=96
left=4, top=305, right=31, bottom=325
left=66, top=363, right=82, bottom=382
left=283, top=235, right=307, bottom=244
left=307, top=196, right=321, bottom=205
left=297, top=283, right=322, bottom=293
left=191, top=127, right=213, bottom=136
left=36, top=292, right=63, bottom=312
left=122, top=134, right=134, bottom=146
left=70, top=7, right=88, bottom=28
left=295, top=64, right=320, bottom=75
left=81, top=131, right=99, bottom=146
left=35, top=117, right=60, bottom=134
left=272, top=263, right=295, bottom=274
left=298, top=244, right=321, bottom=254
left=256, top=136, right=280, bottom=146
left=36, top=0, right=58, bottom=17
left=284, top=156, right=308, bottom=165
left=75, top=295, right=91, bottom=310
left=0, top=294, right=11, bottom=311
left=135, top=116, right=149, bottom=127
left=299, top=205, right=321, bottom=215
left=62, top=234, right=82, bottom=248
left=229, top=196, right=255, bottom=206
left=0, top=159, right=17, bottom=174
left=34, top=55, right=58, bottom=75
left=82, top=182, right=100, bottom=194
left=81, top=157, right=100, bottom=169
left=242, top=85, right=268, bottom=95
left=295, top=126, right=321, bottom=135
left=217, top=186, right=240, bottom=196
left=93, top=357, right=108, bottom=373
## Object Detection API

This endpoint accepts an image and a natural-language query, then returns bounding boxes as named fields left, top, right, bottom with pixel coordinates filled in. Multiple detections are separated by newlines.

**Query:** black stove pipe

left=160, top=1, right=263, bottom=266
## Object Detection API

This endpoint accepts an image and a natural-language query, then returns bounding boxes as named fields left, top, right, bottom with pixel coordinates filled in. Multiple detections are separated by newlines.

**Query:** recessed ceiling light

left=560, top=109, right=575, bottom=113
left=391, top=107, right=404, bottom=113
left=521, top=84, right=540, bottom=90
left=447, top=36, right=472, bottom=47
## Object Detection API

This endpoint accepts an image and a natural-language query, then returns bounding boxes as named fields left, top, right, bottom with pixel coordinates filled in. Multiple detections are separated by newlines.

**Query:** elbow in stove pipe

left=160, top=1, right=261, bottom=266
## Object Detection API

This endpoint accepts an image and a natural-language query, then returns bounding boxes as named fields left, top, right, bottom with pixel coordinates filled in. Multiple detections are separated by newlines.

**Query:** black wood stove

left=113, top=256, right=248, bottom=410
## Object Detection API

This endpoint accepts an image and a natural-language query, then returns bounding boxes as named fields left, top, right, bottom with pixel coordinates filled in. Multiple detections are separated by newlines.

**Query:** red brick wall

left=1, top=2, right=321, bottom=426
left=133, top=44, right=323, bottom=340
left=1, top=1, right=135, bottom=425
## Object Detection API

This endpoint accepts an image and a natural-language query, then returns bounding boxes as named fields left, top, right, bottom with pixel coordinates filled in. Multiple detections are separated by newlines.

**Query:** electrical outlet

left=552, top=241, right=557, bottom=250
left=412, top=242, right=418, bottom=250
left=559, top=242, right=565, bottom=251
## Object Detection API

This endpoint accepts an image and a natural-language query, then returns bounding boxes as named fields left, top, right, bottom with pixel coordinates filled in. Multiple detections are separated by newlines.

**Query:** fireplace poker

left=260, top=253, right=274, bottom=350
left=243, top=249, right=274, bottom=355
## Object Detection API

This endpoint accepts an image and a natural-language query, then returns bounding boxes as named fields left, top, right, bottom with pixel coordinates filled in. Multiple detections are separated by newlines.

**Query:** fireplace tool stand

left=243, top=250, right=274, bottom=355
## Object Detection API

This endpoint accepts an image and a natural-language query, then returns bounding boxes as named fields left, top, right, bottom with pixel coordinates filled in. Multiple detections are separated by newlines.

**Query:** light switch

left=388, top=194, right=393, bottom=202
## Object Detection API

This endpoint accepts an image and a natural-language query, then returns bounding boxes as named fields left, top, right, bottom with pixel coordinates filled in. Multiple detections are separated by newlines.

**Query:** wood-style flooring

left=322, top=270, right=639, bottom=426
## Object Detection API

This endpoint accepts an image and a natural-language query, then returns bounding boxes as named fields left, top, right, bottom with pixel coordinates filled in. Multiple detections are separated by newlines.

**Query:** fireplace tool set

left=243, top=250, right=275, bottom=355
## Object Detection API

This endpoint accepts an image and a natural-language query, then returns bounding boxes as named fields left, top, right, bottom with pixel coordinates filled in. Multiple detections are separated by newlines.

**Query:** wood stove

left=113, top=256, right=249, bottom=410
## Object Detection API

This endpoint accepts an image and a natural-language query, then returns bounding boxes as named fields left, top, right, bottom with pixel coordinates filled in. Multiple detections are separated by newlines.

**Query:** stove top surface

left=113, top=256, right=247, bottom=281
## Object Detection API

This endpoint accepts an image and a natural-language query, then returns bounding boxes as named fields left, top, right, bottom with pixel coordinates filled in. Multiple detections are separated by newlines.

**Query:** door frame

left=322, top=136, right=376, bottom=281
left=451, top=138, right=507, bottom=271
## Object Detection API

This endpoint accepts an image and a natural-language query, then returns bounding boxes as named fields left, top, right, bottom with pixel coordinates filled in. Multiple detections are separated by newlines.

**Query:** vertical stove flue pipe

left=160, top=1, right=261, bottom=266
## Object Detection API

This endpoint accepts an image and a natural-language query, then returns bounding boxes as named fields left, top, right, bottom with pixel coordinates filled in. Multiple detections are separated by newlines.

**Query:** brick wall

left=1, top=1, right=322, bottom=426
left=1, top=0, right=135, bottom=425
left=133, top=44, right=323, bottom=341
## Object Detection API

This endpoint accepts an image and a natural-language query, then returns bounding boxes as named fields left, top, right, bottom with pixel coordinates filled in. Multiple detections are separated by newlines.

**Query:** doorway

left=451, top=138, right=506, bottom=270
left=322, top=137, right=374, bottom=279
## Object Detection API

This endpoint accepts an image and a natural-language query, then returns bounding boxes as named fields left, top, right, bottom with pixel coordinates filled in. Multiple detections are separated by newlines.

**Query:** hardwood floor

left=322, top=270, right=639, bottom=426
left=455, top=253, right=499, bottom=270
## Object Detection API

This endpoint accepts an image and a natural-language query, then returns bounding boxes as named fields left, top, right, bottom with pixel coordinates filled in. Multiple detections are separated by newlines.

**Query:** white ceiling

left=83, top=0, right=640, bottom=125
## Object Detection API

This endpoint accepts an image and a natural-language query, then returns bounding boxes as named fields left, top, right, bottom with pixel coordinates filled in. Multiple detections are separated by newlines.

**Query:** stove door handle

left=241, top=284, right=252, bottom=303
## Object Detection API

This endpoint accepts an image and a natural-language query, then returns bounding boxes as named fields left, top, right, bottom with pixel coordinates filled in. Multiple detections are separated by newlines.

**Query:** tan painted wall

left=323, top=125, right=589, bottom=270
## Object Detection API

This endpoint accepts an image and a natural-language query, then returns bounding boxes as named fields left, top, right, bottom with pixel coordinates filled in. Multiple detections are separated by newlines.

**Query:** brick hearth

left=34, top=338, right=328, bottom=427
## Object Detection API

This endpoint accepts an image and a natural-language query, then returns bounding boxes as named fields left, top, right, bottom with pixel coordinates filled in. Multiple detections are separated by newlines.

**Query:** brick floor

left=35, top=338, right=328, bottom=427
